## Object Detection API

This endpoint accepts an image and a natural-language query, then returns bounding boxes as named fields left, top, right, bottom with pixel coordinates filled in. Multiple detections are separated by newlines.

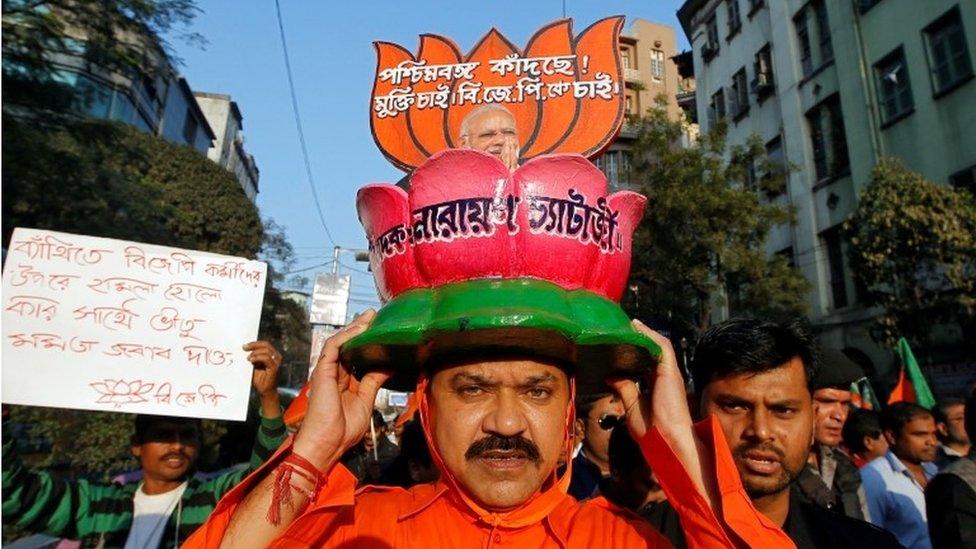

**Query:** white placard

left=1, top=228, right=267, bottom=421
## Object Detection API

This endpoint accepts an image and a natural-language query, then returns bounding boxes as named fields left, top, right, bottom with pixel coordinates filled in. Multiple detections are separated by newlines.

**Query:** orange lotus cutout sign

left=371, top=17, right=625, bottom=172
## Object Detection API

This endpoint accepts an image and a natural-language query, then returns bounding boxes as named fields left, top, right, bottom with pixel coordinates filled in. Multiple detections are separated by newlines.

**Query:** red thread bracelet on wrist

left=267, top=451, right=326, bottom=526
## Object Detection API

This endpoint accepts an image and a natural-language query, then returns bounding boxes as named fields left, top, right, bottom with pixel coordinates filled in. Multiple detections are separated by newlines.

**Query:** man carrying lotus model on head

left=184, top=148, right=803, bottom=548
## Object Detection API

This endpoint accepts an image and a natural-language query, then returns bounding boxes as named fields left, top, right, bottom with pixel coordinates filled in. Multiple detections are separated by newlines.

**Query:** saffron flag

left=887, top=337, right=936, bottom=409
left=850, top=377, right=881, bottom=410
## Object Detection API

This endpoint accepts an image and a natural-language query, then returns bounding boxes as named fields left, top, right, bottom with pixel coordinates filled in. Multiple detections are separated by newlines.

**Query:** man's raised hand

left=292, top=310, right=391, bottom=471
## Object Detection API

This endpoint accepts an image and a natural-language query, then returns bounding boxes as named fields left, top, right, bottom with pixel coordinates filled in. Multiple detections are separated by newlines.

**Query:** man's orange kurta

left=184, top=416, right=795, bottom=548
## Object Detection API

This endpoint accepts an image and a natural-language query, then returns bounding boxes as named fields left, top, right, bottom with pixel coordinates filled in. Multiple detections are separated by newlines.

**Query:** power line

left=338, top=260, right=372, bottom=276
left=274, top=0, right=337, bottom=248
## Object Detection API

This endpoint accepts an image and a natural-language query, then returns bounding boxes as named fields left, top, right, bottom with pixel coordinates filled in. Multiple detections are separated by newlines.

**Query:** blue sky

left=173, top=1, right=689, bottom=312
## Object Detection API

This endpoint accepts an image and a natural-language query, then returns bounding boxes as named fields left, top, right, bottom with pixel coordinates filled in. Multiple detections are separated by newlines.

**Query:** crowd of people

left=2, top=107, right=974, bottom=548
left=6, top=319, right=972, bottom=548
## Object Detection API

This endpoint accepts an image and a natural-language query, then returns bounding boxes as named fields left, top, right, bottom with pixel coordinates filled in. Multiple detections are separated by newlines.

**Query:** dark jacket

left=925, top=456, right=976, bottom=549
left=785, top=488, right=904, bottom=548
left=793, top=445, right=868, bottom=521
left=568, top=451, right=603, bottom=501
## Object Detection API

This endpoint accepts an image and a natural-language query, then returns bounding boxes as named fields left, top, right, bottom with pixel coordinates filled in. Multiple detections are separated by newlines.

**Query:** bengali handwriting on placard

left=1, top=228, right=267, bottom=421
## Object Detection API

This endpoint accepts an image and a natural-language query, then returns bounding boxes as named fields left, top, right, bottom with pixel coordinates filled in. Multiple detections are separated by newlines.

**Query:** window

left=821, top=227, right=848, bottom=309
left=924, top=7, right=973, bottom=96
left=726, top=0, right=741, bottom=39
left=874, top=47, right=914, bottom=124
left=776, top=246, right=796, bottom=268
left=795, top=1, right=834, bottom=79
left=743, top=156, right=757, bottom=190
left=704, top=13, right=720, bottom=61
left=752, top=44, right=775, bottom=99
left=795, top=11, right=813, bottom=76
left=182, top=109, right=199, bottom=145
left=764, top=135, right=786, bottom=194
left=806, top=95, right=849, bottom=184
left=650, top=49, right=665, bottom=81
left=621, top=47, right=632, bottom=69
left=596, top=151, right=632, bottom=190
left=813, top=0, right=833, bottom=63
left=730, top=68, right=749, bottom=119
left=709, top=88, right=726, bottom=127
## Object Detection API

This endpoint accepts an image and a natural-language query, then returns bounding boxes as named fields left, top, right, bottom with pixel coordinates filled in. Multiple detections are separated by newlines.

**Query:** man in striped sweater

left=2, top=340, right=289, bottom=548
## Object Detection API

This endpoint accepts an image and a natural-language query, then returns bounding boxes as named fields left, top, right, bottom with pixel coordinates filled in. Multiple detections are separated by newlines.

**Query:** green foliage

left=845, top=158, right=976, bottom=346
left=624, top=98, right=809, bottom=339
left=2, top=116, right=262, bottom=255
left=258, top=220, right=311, bottom=389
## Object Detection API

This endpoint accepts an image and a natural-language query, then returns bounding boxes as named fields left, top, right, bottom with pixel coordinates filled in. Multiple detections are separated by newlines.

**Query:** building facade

left=194, top=92, right=261, bottom=201
left=596, top=19, right=697, bottom=189
left=678, top=0, right=976, bottom=379
left=37, top=32, right=216, bottom=153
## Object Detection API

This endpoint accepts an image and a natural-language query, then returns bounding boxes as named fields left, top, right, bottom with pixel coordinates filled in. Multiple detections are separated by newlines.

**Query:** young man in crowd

left=926, top=390, right=976, bottom=549
left=793, top=349, right=870, bottom=520
left=862, top=402, right=939, bottom=549
left=568, top=391, right=624, bottom=500
left=842, top=409, right=889, bottom=467
left=690, top=318, right=900, bottom=547
left=933, top=396, right=971, bottom=469
left=2, top=341, right=288, bottom=548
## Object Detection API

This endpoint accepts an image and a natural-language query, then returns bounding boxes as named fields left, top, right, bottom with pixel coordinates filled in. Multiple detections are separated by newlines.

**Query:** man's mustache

left=732, top=441, right=786, bottom=462
left=465, top=435, right=542, bottom=463
left=160, top=451, right=190, bottom=461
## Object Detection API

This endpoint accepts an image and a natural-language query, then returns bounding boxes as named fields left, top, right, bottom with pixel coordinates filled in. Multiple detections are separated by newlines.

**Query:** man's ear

left=131, top=445, right=142, bottom=459
left=883, top=429, right=897, bottom=446
left=936, top=422, right=949, bottom=437
left=573, top=418, right=586, bottom=442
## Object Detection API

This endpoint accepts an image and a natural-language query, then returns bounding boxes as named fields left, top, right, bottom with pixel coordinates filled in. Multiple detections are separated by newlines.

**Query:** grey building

left=42, top=34, right=215, bottom=152
left=677, top=0, right=975, bottom=378
left=194, top=92, right=261, bottom=201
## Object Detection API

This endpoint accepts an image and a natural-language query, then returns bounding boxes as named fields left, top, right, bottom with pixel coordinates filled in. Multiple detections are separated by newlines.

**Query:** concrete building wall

left=679, top=0, right=976, bottom=378
left=194, top=92, right=260, bottom=202
left=596, top=19, right=696, bottom=189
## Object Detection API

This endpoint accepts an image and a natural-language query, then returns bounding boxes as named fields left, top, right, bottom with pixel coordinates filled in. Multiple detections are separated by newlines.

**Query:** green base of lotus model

left=341, top=278, right=662, bottom=393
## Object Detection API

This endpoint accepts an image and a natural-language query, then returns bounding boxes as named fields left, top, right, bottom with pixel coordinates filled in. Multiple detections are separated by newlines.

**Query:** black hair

left=842, top=409, right=883, bottom=454
left=575, top=392, right=613, bottom=422
left=933, top=396, right=966, bottom=424
left=689, top=317, right=819, bottom=393
left=880, top=402, right=933, bottom=436
left=371, top=410, right=387, bottom=430
left=608, top=424, right=647, bottom=475
left=132, top=414, right=202, bottom=445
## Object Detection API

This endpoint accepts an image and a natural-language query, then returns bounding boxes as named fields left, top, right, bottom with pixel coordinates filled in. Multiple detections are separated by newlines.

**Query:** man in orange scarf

left=184, top=150, right=795, bottom=548
left=185, top=313, right=796, bottom=548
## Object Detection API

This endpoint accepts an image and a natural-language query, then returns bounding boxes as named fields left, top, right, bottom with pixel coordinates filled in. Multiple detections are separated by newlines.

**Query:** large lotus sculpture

left=370, top=17, right=625, bottom=172
left=342, top=149, right=658, bottom=392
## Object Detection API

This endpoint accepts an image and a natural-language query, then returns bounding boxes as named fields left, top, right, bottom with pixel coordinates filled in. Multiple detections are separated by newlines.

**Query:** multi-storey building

left=5, top=15, right=263, bottom=201
left=194, top=92, right=261, bottom=201
left=33, top=31, right=217, bottom=153
left=677, top=0, right=975, bottom=382
left=596, top=19, right=697, bottom=190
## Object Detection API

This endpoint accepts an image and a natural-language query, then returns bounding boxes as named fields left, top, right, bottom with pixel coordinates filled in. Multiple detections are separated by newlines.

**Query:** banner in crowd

left=1, top=228, right=267, bottom=421
left=371, top=17, right=625, bottom=171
